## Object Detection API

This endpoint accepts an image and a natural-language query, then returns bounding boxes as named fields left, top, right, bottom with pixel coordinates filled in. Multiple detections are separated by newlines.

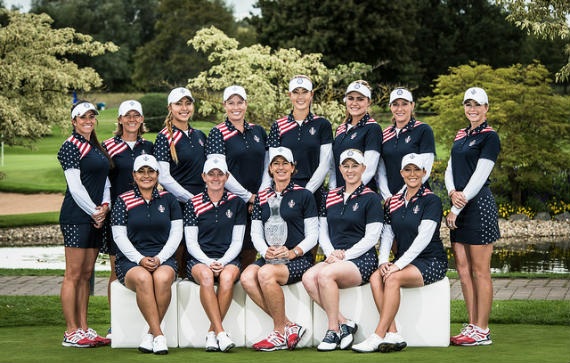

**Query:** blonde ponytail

left=164, top=110, right=179, bottom=164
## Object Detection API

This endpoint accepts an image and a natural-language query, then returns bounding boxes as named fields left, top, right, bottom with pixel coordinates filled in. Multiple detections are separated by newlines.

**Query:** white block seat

left=177, top=280, right=246, bottom=348
left=245, top=281, right=313, bottom=348
left=313, top=277, right=450, bottom=347
left=110, top=279, right=179, bottom=348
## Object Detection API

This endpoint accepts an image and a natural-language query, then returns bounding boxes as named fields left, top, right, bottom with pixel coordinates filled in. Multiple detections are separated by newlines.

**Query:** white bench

left=110, top=279, right=179, bottom=348
left=313, top=277, right=450, bottom=347
left=244, top=281, right=313, bottom=348
left=177, top=280, right=246, bottom=348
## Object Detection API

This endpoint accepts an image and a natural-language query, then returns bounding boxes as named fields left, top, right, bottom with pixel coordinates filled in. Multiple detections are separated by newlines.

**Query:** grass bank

left=0, top=212, right=60, bottom=228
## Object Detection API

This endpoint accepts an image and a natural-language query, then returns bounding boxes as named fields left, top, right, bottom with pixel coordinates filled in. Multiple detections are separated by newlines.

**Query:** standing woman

left=102, top=100, right=153, bottom=339
left=303, top=149, right=382, bottom=351
left=205, top=85, right=267, bottom=267
left=329, top=81, right=382, bottom=191
left=184, top=158, right=246, bottom=352
left=58, top=101, right=112, bottom=347
left=111, top=155, right=182, bottom=355
left=376, top=88, right=436, bottom=201
left=240, top=147, right=318, bottom=351
left=263, top=75, right=333, bottom=207
left=446, top=87, right=500, bottom=346
left=352, top=153, right=447, bottom=353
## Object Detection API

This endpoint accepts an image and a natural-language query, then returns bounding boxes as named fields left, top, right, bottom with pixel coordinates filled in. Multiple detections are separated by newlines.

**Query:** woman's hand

left=325, top=249, right=345, bottom=263
left=210, top=261, right=223, bottom=277
left=381, top=263, right=400, bottom=282
left=450, top=191, right=467, bottom=209
left=446, top=212, right=458, bottom=230
left=92, top=204, right=109, bottom=224
left=139, top=257, right=158, bottom=272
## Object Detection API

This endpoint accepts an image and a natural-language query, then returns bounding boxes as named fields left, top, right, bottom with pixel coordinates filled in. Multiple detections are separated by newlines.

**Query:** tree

left=0, top=9, right=117, bottom=146
left=186, top=26, right=372, bottom=130
left=499, top=0, right=569, bottom=82
left=426, top=62, right=570, bottom=205
left=249, top=0, right=421, bottom=89
left=31, top=0, right=159, bottom=91
left=132, top=0, right=237, bottom=91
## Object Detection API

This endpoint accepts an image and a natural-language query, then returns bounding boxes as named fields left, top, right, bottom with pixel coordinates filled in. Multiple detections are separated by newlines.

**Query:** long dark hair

left=71, top=100, right=114, bottom=168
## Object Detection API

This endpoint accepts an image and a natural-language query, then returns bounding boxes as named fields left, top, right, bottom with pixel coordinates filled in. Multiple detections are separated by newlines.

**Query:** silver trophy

left=264, top=195, right=289, bottom=264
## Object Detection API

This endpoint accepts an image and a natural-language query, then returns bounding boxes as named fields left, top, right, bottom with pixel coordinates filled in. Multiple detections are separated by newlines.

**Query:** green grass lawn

left=0, top=212, right=60, bottom=228
left=0, top=296, right=567, bottom=363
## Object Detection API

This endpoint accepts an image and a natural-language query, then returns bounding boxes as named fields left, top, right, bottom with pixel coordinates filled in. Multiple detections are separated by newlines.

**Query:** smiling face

left=339, top=159, right=366, bottom=187
left=168, top=97, right=194, bottom=125
left=133, top=166, right=158, bottom=192
left=73, top=110, right=97, bottom=139
left=118, top=111, right=144, bottom=136
left=345, top=91, right=371, bottom=120
left=202, top=168, right=228, bottom=193
left=289, top=87, right=313, bottom=113
left=223, top=94, right=247, bottom=124
left=463, top=100, right=488, bottom=124
left=390, top=99, right=414, bottom=125
left=268, top=156, right=294, bottom=184
left=400, top=164, right=426, bottom=189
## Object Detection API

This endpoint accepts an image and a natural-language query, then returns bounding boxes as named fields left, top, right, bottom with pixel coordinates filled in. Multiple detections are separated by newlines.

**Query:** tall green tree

left=31, top=0, right=159, bottom=91
left=132, top=0, right=237, bottom=91
left=0, top=9, right=117, bottom=146
left=249, top=0, right=421, bottom=88
left=426, top=62, right=570, bottom=205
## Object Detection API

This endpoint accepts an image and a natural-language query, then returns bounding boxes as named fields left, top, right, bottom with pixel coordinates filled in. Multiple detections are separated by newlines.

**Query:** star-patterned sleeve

left=111, top=196, right=128, bottom=226
left=204, top=127, right=226, bottom=156
left=251, top=194, right=262, bottom=221
left=319, top=190, right=329, bottom=218
left=57, top=141, right=80, bottom=170
left=167, top=193, right=183, bottom=221
left=153, top=132, right=171, bottom=162
left=383, top=199, right=392, bottom=226
left=267, top=121, right=281, bottom=148
left=183, top=200, right=198, bottom=227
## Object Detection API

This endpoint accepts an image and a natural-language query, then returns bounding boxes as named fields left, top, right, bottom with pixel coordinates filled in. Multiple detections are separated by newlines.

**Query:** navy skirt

left=451, top=187, right=500, bottom=245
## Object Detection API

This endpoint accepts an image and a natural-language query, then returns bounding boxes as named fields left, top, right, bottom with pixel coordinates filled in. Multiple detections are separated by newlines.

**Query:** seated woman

left=111, top=155, right=182, bottom=355
left=303, top=148, right=383, bottom=351
left=183, top=157, right=246, bottom=352
left=352, top=153, right=447, bottom=353
left=240, top=147, right=318, bottom=351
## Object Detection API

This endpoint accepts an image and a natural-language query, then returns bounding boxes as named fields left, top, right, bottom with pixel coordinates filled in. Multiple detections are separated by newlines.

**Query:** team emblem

left=297, top=78, right=303, bottom=84
left=130, top=101, right=135, bottom=106
left=309, top=127, right=316, bottom=135
left=254, top=135, right=260, bottom=142
left=226, top=209, right=233, bottom=218
left=350, top=132, right=357, bottom=139
left=354, top=84, right=361, bottom=89
left=405, top=135, right=411, bottom=143
left=288, top=199, right=295, bottom=208
left=158, top=205, right=165, bottom=213
left=397, top=89, right=403, bottom=95
left=469, top=140, right=476, bottom=146
left=413, top=205, right=420, bottom=214
left=233, top=86, right=239, bottom=91
left=352, top=202, right=359, bottom=211
left=199, top=139, right=204, bottom=146
left=471, top=89, right=477, bottom=95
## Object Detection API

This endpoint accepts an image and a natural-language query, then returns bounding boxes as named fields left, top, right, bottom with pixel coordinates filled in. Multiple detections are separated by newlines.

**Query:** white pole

left=1, top=134, right=3, bottom=167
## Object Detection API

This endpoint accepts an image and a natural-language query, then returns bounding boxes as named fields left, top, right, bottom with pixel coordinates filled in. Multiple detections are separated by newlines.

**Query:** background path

left=0, top=192, right=63, bottom=215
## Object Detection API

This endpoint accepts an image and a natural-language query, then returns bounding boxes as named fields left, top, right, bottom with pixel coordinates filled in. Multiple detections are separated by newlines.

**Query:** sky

left=3, top=0, right=259, bottom=19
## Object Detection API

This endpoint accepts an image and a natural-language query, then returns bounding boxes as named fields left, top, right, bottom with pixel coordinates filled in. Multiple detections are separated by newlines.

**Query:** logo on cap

left=278, top=147, right=284, bottom=152
left=180, top=89, right=185, bottom=93
left=288, top=199, right=295, bottom=208
left=354, top=84, right=360, bottom=89
left=347, top=150, right=354, bottom=156
left=213, top=159, right=218, bottom=164
left=130, top=101, right=135, bottom=106
left=143, top=156, right=149, bottom=161
left=410, top=154, right=415, bottom=159
left=297, top=78, right=303, bottom=84
left=397, top=89, right=403, bottom=95
left=352, top=202, right=359, bottom=211
left=233, top=86, right=239, bottom=91
left=471, top=89, right=477, bottom=95
left=226, top=209, right=233, bottom=218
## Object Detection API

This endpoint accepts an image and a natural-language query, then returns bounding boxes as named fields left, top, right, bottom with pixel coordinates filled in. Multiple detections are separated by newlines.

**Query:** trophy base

left=266, top=258, right=289, bottom=265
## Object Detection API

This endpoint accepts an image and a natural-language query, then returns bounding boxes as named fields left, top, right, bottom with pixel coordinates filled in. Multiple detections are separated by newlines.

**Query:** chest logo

left=405, top=135, right=411, bottom=143
left=352, top=202, right=359, bottom=211
left=350, top=132, right=358, bottom=139
left=158, top=205, right=165, bottom=213
left=199, top=139, right=204, bottom=146
left=469, top=140, right=477, bottom=146
left=226, top=209, right=233, bottom=218
left=254, top=135, right=260, bottom=143
left=288, top=199, right=295, bottom=208
left=413, top=205, right=420, bottom=214
left=309, top=127, right=316, bottom=135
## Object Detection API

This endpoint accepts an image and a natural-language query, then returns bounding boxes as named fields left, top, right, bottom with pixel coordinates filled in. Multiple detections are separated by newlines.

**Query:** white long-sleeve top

left=445, top=158, right=495, bottom=215
left=304, top=144, right=333, bottom=193
left=184, top=225, right=245, bottom=266
left=318, top=216, right=382, bottom=260
left=158, top=161, right=193, bottom=203
left=64, top=169, right=111, bottom=217
left=112, top=219, right=183, bottom=264
left=250, top=217, right=318, bottom=259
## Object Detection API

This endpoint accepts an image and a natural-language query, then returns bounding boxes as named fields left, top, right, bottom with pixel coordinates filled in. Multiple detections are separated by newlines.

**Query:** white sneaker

left=205, top=331, right=218, bottom=352
left=317, top=330, right=340, bottom=351
left=138, top=333, right=153, bottom=353
left=385, top=332, right=407, bottom=351
left=352, top=333, right=383, bottom=353
left=217, top=331, right=235, bottom=352
left=153, top=335, right=168, bottom=355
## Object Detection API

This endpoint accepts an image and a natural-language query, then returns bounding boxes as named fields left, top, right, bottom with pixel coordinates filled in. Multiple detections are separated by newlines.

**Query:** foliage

left=499, top=0, right=569, bottom=82
left=0, top=9, right=117, bottom=147
left=131, top=0, right=237, bottom=91
left=137, top=93, right=167, bottom=132
left=31, top=0, right=159, bottom=91
left=425, top=62, right=570, bottom=205
left=186, top=27, right=372, bottom=129
left=548, top=200, right=570, bottom=216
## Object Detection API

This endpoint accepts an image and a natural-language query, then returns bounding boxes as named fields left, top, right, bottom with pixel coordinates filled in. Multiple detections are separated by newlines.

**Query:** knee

left=384, top=274, right=402, bottom=291
left=257, top=267, right=277, bottom=287
left=197, top=269, right=215, bottom=287
left=218, top=272, right=236, bottom=288
left=471, top=265, right=490, bottom=280
left=316, top=270, right=334, bottom=288
left=134, top=271, right=153, bottom=287
left=240, top=268, right=257, bottom=290
left=302, top=271, right=316, bottom=291
left=153, top=270, right=174, bottom=288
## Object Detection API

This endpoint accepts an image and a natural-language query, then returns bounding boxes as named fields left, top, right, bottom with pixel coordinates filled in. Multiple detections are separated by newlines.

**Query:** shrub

left=138, top=93, right=167, bottom=132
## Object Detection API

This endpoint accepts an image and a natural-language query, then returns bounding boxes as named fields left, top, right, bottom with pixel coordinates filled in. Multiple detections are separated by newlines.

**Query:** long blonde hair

left=343, top=80, right=372, bottom=124
left=164, top=110, right=179, bottom=164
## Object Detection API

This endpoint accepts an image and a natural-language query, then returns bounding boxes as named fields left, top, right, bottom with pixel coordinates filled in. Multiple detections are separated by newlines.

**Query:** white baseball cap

left=223, top=85, right=247, bottom=102
left=401, top=153, right=424, bottom=170
left=168, top=87, right=194, bottom=104
left=71, top=102, right=99, bottom=119
left=463, top=87, right=488, bottom=105
left=339, top=148, right=364, bottom=165
left=133, top=154, right=159, bottom=172
left=345, top=81, right=371, bottom=99
left=203, top=157, right=228, bottom=174
left=269, top=147, right=294, bottom=164
left=389, top=88, right=413, bottom=104
left=289, top=77, right=313, bottom=92
left=118, top=100, right=143, bottom=117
